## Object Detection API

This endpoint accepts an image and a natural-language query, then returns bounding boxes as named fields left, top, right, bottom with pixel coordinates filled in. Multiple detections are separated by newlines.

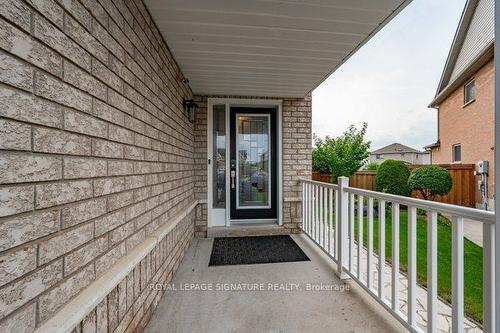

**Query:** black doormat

left=209, top=235, right=310, bottom=266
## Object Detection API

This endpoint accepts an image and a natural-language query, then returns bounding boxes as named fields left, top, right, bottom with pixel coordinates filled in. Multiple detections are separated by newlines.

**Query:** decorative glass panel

left=212, top=105, right=226, bottom=208
left=236, top=114, right=270, bottom=208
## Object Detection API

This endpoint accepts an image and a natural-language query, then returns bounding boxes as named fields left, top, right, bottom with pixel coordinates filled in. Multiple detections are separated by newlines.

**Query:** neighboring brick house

left=367, top=143, right=430, bottom=165
left=0, top=0, right=410, bottom=332
left=427, top=0, right=494, bottom=209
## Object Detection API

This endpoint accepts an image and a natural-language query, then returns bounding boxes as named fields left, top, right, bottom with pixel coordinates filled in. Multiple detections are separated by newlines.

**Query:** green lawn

left=355, top=210, right=483, bottom=324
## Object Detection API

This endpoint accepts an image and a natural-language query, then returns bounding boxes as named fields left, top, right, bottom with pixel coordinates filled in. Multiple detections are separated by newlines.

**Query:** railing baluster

left=483, top=222, right=495, bottom=333
left=367, top=197, right=374, bottom=290
left=309, top=184, right=313, bottom=237
left=349, top=193, right=355, bottom=272
left=357, top=195, right=364, bottom=279
left=334, top=189, right=339, bottom=257
left=378, top=200, right=386, bottom=299
left=323, top=187, right=328, bottom=249
left=310, top=185, right=316, bottom=239
left=320, top=186, right=324, bottom=245
left=318, top=186, right=322, bottom=245
left=408, top=206, right=417, bottom=326
left=302, top=183, right=306, bottom=234
left=391, top=203, right=400, bottom=312
left=315, top=185, right=319, bottom=242
left=452, top=216, right=464, bottom=333
left=427, top=211, right=438, bottom=333
left=328, top=188, right=333, bottom=256
left=309, top=184, right=313, bottom=236
left=307, top=184, right=311, bottom=235
left=318, top=186, right=322, bottom=244
left=302, top=183, right=309, bottom=234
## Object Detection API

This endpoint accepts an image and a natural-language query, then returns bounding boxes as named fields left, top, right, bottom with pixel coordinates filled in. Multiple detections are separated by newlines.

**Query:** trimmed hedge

left=408, top=166, right=452, bottom=200
left=375, top=160, right=410, bottom=196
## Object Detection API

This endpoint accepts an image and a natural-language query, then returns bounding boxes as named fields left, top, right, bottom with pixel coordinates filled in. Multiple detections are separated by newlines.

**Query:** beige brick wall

left=0, top=0, right=314, bottom=330
left=432, top=59, right=495, bottom=199
left=282, top=97, right=312, bottom=232
left=193, top=96, right=312, bottom=235
left=193, top=96, right=208, bottom=237
left=73, top=212, right=194, bottom=333
left=0, top=0, right=198, bottom=331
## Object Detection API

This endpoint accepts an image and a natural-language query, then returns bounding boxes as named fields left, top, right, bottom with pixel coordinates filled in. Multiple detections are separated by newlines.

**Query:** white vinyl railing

left=301, top=177, right=496, bottom=333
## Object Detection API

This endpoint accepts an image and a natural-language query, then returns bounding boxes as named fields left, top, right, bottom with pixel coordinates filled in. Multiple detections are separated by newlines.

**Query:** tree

left=408, top=166, right=452, bottom=200
left=375, top=160, right=410, bottom=196
left=312, top=123, right=371, bottom=183
left=364, top=161, right=379, bottom=171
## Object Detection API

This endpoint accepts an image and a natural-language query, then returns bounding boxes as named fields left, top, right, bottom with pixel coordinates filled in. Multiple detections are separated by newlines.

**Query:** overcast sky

left=312, top=0, right=467, bottom=152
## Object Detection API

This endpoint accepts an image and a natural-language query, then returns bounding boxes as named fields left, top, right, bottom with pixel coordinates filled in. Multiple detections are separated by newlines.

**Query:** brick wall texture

left=194, top=96, right=312, bottom=235
left=431, top=59, right=495, bottom=199
left=0, top=0, right=198, bottom=331
left=0, top=0, right=312, bottom=330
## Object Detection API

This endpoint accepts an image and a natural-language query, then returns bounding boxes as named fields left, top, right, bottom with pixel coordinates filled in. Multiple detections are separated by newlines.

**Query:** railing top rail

left=344, top=186, right=495, bottom=224
left=300, top=178, right=339, bottom=190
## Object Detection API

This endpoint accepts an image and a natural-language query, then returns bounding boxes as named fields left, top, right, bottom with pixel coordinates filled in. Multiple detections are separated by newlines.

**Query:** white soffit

left=145, top=0, right=411, bottom=97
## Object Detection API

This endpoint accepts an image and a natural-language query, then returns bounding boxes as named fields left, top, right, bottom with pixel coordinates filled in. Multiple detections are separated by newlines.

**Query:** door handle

left=230, top=160, right=236, bottom=189
left=230, top=170, right=236, bottom=189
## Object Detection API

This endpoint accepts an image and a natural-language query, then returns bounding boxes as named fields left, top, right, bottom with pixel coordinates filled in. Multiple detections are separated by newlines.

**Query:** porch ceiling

left=144, top=0, right=411, bottom=97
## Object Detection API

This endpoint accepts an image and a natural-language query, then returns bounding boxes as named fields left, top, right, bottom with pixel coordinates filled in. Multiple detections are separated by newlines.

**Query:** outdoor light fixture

left=183, top=99, right=198, bottom=123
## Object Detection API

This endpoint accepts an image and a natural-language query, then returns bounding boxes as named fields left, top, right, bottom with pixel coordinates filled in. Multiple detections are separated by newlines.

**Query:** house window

left=376, top=154, right=381, bottom=159
left=464, top=79, right=475, bottom=105
left=452, top=144, right=461, bottom=163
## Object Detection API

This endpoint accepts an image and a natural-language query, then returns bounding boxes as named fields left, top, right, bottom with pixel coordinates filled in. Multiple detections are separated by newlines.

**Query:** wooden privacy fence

left=312, top=164, right=477, bottom=207
left=349, top=171, right=376, bottom=191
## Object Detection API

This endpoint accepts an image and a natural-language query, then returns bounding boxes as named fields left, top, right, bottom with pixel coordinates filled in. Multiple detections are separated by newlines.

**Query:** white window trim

left=452, top=143, right=462, bottom=164
left=463, top=79, right=476, bottom=107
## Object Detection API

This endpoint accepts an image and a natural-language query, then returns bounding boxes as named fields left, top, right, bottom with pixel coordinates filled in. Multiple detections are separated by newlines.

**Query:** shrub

left=408, top=166, right=452, bottom=200
left=375, top=160, right=410, bottom=196
left=364, top=161, right=379, bottom=171
left=312, top=136, right=332, bottom=174
left=312, top=123, right=371, bottom=182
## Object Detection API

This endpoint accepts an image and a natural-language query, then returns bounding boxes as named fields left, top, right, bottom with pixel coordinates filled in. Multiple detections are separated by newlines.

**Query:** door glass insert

left=236, top=114, right=271, bottom=208
left=212, top=105, right=226, bottom=208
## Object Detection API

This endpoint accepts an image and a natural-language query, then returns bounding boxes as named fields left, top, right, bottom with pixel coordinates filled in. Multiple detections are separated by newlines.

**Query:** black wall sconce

left=182, top=99, right=198, bottom=123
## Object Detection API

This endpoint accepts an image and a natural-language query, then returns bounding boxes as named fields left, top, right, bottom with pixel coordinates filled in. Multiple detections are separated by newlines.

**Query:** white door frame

left=207, top=98, right=283, bottom=227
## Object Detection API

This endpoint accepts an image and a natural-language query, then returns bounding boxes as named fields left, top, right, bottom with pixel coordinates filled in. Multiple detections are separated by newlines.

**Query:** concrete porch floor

left=144, top=235, right=406, bottom=333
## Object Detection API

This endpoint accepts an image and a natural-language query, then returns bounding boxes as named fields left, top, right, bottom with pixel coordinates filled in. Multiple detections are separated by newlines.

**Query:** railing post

left=337, top=176, right=349, bottom=280
left=483, top=222, right=495, bottom=333
left=452, top=216, right=464, bottom=333
left=427, top=211, right=438, bottom=333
